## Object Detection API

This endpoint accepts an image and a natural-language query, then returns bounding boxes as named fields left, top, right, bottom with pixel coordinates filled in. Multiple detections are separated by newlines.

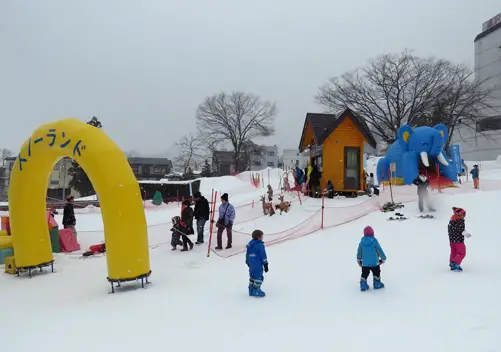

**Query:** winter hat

left=452, top=207, right=466, bottom=218
left=363, top=226, right=374, bottom=236
left=221, top=193, right=229, bottom=202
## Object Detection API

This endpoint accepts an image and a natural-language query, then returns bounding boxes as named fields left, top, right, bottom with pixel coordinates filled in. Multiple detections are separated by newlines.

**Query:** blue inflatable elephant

left=377, top=124, right=458, bottom=185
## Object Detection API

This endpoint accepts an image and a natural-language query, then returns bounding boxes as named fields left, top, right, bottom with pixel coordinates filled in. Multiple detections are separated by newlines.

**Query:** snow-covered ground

left=1, top=166, right=501, bottom=352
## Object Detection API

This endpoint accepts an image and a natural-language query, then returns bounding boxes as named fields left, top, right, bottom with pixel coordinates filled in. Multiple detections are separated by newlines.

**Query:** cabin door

left=344, top=147, right=361, bottom=190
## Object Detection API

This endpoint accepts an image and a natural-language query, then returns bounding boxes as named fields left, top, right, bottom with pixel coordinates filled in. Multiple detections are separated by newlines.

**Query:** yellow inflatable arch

left=8, top=119, right=151, bottom=290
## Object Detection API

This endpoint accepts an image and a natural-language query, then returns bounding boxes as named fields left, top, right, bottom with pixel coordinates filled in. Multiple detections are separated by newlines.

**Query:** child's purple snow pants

left=450, top=242, right=466, bottom=265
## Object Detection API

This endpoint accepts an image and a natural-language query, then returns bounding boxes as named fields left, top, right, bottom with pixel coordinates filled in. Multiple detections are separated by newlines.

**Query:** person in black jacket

left=412, top=171, right=435, bottom=213
left=62, top=195, right=77, bottom=239
left=309, top=165, right=321, bottom=198
left=193, top=191, right=210, bottom=244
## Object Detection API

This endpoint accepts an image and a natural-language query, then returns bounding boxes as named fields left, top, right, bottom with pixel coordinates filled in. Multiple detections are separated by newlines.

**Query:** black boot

left=189, top=242, right=194, bottom=250
left=181, top=246, right=189, bottom=252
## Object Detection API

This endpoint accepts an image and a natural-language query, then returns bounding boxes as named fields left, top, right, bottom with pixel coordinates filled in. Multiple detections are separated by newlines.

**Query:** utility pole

left=61, top=160, right=68, bottom=201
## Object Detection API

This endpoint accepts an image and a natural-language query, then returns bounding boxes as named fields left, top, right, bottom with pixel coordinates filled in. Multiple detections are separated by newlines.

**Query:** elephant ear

left=431, top=124, right=448, bottom=155
left=397, top=125, right=414, bottom=151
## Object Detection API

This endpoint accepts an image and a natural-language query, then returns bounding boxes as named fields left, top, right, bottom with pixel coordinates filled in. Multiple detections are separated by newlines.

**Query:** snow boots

left=360, top=278, right=369, bottom=291
left=180, top=242, right=194, bottom=252
left=360, top=277, right=385, bottom=291
left=249, top=279, right=265, bottom=297
left=373, top=276, right=385, bottom=289
left=450, top=262, right=463, bottom=272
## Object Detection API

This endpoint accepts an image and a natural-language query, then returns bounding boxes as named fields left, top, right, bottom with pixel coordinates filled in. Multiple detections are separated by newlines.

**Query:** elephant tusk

left=437, top=152, right=449, bottom=166
left=420, top=151, right=429, bottom=167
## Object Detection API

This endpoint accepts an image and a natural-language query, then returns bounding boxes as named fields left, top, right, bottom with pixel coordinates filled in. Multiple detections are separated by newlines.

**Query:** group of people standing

left=294, top=165, right=322, bottom=198
left=170, top=191, right=235, bottom=251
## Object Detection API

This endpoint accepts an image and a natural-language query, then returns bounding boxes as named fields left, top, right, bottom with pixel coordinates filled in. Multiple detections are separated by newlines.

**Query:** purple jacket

left=218, top=203, right=235, bottom=224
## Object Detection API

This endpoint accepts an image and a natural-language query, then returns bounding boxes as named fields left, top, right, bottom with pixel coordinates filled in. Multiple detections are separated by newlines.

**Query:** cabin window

left=346, top=152, right=358, bottom=179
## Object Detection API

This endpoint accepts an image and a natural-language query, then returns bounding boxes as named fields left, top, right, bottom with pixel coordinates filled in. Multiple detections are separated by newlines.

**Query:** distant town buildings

left=128, top=157, right=173, bottom=181
left=1, top=156, right=76, bottom=200
left=250, top=145, right=279, bottom=171
left=281, top=149, right=309, bottom=170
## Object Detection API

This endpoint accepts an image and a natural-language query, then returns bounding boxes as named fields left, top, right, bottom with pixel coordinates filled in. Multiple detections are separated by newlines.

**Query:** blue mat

left=0, top=247, right=14, bottom=265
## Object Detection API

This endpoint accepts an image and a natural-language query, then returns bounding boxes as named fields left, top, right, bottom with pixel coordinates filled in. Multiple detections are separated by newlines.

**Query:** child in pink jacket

left=448, top=207, right=470, bottom=271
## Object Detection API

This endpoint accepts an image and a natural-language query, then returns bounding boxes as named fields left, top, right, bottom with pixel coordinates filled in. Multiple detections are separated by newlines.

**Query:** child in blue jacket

left=356, top=226, right=387, bottom=291
left=246, top=229, right=269, bottom=297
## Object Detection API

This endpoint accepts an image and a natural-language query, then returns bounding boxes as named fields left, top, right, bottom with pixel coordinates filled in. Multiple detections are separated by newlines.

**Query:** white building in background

left=48, top=157, right=73, bottom=196
left=452, top=13, right=501, bottom=160
left=281, top=149, right=309, bottom=170
left=3, top=156, right=77, bottom=200
left=250, top=145, right=279, bottom=171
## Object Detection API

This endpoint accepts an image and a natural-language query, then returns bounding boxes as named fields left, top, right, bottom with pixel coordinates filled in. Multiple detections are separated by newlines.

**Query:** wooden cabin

left=298, top=108, right=376, bottom=192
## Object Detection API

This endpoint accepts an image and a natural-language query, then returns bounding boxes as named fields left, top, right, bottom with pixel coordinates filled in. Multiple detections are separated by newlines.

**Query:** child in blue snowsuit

left=246, top=229, right=269, bottom=297
left=357, top=226, right=387, bottom=291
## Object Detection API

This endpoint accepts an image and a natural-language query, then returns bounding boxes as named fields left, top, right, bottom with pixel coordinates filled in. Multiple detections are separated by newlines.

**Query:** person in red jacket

left=82, top=243, right=106, bottom=257
left=171, top=216, right=194, bottom=252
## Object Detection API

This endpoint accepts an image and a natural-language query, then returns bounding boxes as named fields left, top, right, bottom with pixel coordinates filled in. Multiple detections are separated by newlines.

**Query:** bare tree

left=196, top=91, right=277, bottom=172
left=235, top=141, right=265, bottom=171
left=315, top=50, right=497, bottom=143
left=0, top=148, right=12, bottom=167
left=174, top=133, right=204, bottom=174
left=418, top=65, right=501, bottom=150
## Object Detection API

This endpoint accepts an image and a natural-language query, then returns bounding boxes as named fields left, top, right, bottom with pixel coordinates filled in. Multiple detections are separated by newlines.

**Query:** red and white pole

left=207, top=191, right=218, bottom=258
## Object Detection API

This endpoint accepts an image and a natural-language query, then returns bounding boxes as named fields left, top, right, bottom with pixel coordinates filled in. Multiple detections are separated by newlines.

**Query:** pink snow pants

left=449, top=242, right=466, bottom=265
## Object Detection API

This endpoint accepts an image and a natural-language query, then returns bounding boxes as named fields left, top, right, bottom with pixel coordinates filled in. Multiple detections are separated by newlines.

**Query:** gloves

left=463, top=231, right=472, bottom=238
left=264, top=263, right=269, bottom=273
left=379, top=259, right=385, bottom=265
left=357, top=259, right=362, bottom=267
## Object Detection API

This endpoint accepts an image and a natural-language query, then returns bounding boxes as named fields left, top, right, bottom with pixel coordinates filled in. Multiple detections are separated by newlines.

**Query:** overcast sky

left=1, top=0, right=499, bottom=157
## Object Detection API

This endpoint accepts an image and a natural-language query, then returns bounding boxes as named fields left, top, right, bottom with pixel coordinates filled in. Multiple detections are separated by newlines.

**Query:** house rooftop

left=128, top=157, right=172, bottom=166
left=299, top=108, right=376, bottom=150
